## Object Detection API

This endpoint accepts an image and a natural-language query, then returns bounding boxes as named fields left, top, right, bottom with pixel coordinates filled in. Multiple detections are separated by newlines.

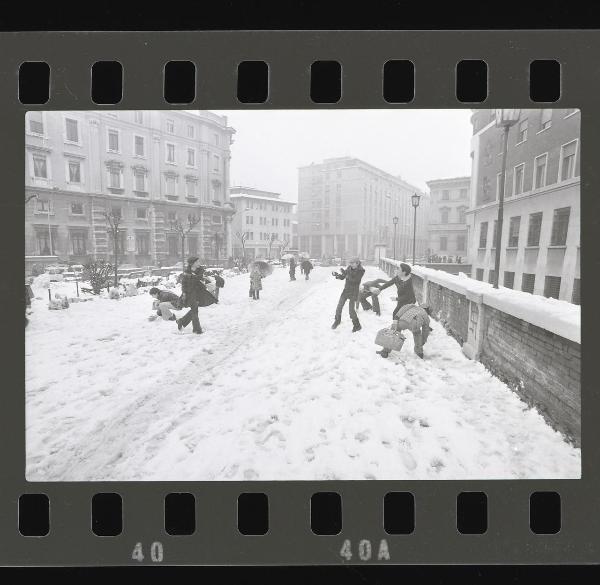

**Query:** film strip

left=0, top=30, right=597, bottom=567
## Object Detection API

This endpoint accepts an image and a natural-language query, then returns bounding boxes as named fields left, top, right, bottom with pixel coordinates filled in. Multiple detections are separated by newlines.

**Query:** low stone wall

left=379, top=258, right=581, bottom=446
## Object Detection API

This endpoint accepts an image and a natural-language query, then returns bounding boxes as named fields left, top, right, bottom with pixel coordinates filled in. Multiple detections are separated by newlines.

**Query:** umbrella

left=248, top=260, right=273, bottom=277
left=281, top=253, right=294, bottom=260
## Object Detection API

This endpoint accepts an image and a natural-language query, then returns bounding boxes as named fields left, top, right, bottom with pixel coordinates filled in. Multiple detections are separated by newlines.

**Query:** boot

left=331, top=319, right=341, bottom=329
left=193, top=328, right=203, bottom=335
left=169, top=315, right=177, bottom=321
left=176, top=319, right=184, bottom=331
left=352, top=320, right=362, bottom=333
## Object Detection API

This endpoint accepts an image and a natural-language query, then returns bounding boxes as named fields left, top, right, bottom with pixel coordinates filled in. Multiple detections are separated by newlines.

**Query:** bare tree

left=235, top=231, right=248, bottom=264
left=280, top=236, right=290, bottom=257
left=266, top=233, right=278, bottom=260
left=105, top=210, right=123, bottom=287
left=170, top=214, right=202, bottom=267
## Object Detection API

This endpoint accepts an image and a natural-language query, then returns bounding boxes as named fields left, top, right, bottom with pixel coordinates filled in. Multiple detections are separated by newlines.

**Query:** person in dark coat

left=176, top=257, right=217, bottom=334
left=358, top=277, right=388, bottom=316
left=289, top=257, right=297, bottom=281
left=149, top=287, right=181, bottom=321
left=301, top=259, right=313, bottom=280
left=331, top=256, right=365, bottom=332
left=373, top=263, right=416, bottom=319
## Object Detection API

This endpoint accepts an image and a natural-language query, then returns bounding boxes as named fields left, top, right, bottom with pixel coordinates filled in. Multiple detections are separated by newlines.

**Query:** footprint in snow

left=430, top=457, right=445, bottom=470
left=354, top=431, right=369, bottom=443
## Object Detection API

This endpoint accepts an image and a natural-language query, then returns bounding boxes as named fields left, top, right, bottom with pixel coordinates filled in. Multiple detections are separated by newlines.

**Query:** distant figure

left=331, top=256, right=365, bottom=332
left=301, top=259, right=313, bottom=280
left=289, top=257, right=297, bottom=281
left=250, top=267, right=263, bottom=300
left=373, top=263, right=416, bottom=320
left=377, top=304, right=432, bottom=359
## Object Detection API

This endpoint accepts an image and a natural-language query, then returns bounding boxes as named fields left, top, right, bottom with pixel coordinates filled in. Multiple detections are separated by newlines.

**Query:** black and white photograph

left=24, top=108, right=581, bottom=481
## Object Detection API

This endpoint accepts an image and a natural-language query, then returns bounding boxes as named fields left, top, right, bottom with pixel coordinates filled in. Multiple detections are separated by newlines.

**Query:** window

left=36, top=227, right=56, bottom=255
left=71, top=230, right=87, bottom=255
left=439, top=236, right=448, bottom=251
left=168, top=236, right=179, bottom=256
left=186, top=180, right=196, bottom=198
left=572, top=278, right=581, bottom=305
left=187, top=148, right=195, bottom=167
left=65, top=118, right=79, bottom=143
left=136, top=233, right=150, bottom=255
left=166, top=119, right=175, bottom=134
left=544, top=276, right=562, bottom=299
left=213, top=155, right=219, bottom=171
left=214, top=133, right=219, bottom=145
left=501, top=272, right=514, bottom=289
left=534, top=154, right=547, bottom=189
left=508, top=216, right=521, bottom=247
left=541, top=109, right=552, bottom=130
left=134, top=135, right=145, bottom=157
left=134, top=169, right=146, bottom=192
left=28, top=111, right=44, bottom=135
left=213, top=215, right=222, bottom=224
left=166, top=143, right=176, bottom=164
left=560, top=140, right=577, bottom=181
left=134, top=111, right=143, bottom=124
left=442, top=190, right=450, bottom=200
left=550, top=207, right=570, bottom=245
left=70, top=202, right=84, bottom=215
left=457, top=207, right=467, bottom=223
left=107, top=129, right=120, bottom=153
left=521, top=273, right=535, bottom=294
left=32, top=154, right=48, bottom=178
left=476, top=268, right=484, bottom=281
left=67, top=160, right=81, bottom=183
left=517, top=119, right=528, bottom=142
left=109, top=168, right=122, bottom=189
left=513, top=164, right=525, bottom=196
left=165, top=175, right=177, bottom=197
left=492, top=220, right=498, bottom=248
left=488, top=269, right=496, bottom=285
left=527, top=212, right=543, bottom=247
left=136, top=208, right=147, bottom=219
left=167, top=211, right=176, bottom=222
left=111, top=206, right=122, bottom=219
left=459, top=188, right=468, bottom=199
left=457, top=235, right=466, bottom=250
left=440, top=208, right=449, bottom=224
left=479, top=222, right=488, bottom=248
left=187, top=125, right=194, bottom=138
left=246, top=216, right=253, bottom=225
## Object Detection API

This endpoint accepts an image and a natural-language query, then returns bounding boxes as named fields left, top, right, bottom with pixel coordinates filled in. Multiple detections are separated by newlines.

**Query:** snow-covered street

left=25, top=265, right=581, bottom=481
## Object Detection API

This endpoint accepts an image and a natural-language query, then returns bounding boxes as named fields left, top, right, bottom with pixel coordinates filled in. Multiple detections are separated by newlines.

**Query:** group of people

left=331, top=258, right=432, bottom=359
left=149, top=254, right=432, bottom=358
left=288, top=257, right=314, bottom=281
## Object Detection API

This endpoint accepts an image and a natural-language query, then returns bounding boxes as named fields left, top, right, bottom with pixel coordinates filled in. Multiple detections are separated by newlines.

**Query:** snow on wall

left=382, top=258, right=581, bottom=344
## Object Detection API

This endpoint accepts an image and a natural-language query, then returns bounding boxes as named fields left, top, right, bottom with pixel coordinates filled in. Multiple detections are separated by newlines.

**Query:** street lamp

left=392, top=216, right=399, bottom=260
left=411, top=193, right=421, bottom=266
left=493, top=108, right=521, bottom=289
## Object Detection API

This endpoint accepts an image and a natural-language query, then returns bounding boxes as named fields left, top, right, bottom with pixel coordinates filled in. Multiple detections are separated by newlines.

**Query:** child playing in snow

left=249, top=268, right=263, bottom=300
left=377, top=304, right=432, bottom=359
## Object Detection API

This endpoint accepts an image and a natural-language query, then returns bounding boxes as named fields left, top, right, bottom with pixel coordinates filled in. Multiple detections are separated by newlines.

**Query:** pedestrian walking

left=377, top=304, right=432, bottom=359
left=331, top=256, right=365, bottom=332
left=249, top=267, right=263, bottom=300
left=289, top=256, right=297, bottom=281
left=176, top=257, right=217, bottom=334
left=358, top=277, right=388, bottom=315
left=301, top=259, right=313, bottom=280
left=373, top=263, right=416, bottom=319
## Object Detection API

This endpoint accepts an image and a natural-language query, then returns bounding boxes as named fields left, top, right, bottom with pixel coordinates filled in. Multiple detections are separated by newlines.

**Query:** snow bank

left=382, top=259, right=581, bottom=344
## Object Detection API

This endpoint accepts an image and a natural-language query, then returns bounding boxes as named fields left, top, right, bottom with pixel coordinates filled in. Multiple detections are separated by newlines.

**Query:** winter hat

left=186, top=256, right=200, bottom=268
left=349, top=256, right=361, bottom=264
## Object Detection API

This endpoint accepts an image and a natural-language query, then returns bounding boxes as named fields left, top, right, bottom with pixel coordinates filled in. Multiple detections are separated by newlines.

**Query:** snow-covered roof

left=230, top=193, right=296, bottom=205
left=383, top=258, right=580, bottom=344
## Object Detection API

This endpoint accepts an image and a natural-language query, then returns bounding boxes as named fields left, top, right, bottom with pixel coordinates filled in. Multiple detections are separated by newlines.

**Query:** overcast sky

left=214, top=109, right=473, bottom=202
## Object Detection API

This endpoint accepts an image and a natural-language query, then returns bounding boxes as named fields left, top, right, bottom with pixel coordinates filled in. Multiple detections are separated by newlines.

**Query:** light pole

left=493, top=108, right=521, bottom=289
left=392, top=216, right=399, bottom=260
left=411, top=193, right=421, bottom=266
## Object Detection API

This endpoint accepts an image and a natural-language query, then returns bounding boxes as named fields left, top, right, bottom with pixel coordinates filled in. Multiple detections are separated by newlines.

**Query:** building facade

left=25, top=110, right=236, bottom=268
left=425, top=176, right=470, bottom=260
left=467, top=108, right=580, bottom=303
left=229, top=187, right=295, bottom=259
left=297, top=157, right=429, bottom=262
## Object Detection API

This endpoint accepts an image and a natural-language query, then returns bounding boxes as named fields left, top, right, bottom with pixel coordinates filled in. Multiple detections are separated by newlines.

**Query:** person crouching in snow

left=331, top=256, right=365, bottom=332
left=249, top=267, right=263, bottom=300
left=377, top=304, right=432, bottom=359
left=149, top=287, right=181, bottom=321
left=176, top=257, right=217, bottom=334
